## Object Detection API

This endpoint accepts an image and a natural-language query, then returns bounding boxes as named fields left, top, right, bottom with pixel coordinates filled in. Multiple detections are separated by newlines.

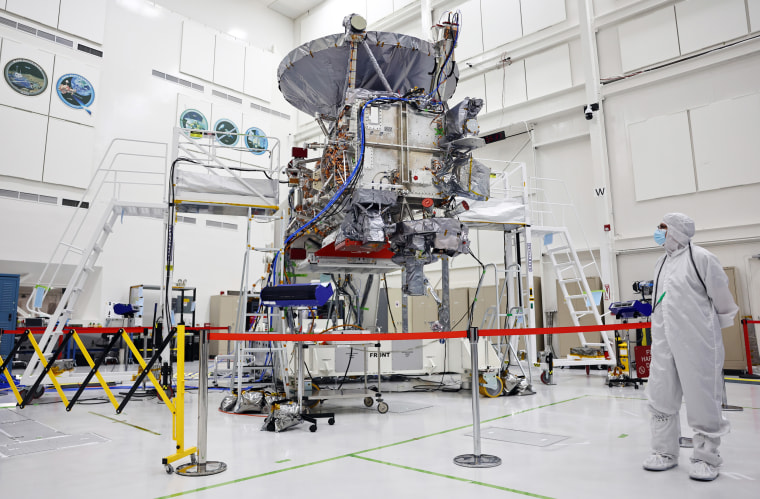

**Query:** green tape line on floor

left=155, top=454, right=351, bottom=498
left=353, top=395, right=589, bottom=456
left=89, top=411, right=161, bottom=436
left=154, top=395, right=584, bottom=499
left=351, top=454, right=554, bottom=499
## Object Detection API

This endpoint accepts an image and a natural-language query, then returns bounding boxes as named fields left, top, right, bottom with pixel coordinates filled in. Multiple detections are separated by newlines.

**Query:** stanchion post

left=454, top=327, right=501, bottom=468
left=198, top=328, right=209, bottom=467
left=297, top=309, right=307, bottom=410
left=176, top=327, right=227, bottom=476
left=721, top=377, right=743, bottom=412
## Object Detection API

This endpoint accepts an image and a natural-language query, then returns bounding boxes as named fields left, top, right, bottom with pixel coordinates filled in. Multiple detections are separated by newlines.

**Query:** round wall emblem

left=244, top=127, right=268, bottom=155
left=179, top=109, right=209, bottom=134
left=4, top=58, right=48, bottom=96
left=214, top=118, right=239, bottom=146
left=56, top=73, right=94, bottom=111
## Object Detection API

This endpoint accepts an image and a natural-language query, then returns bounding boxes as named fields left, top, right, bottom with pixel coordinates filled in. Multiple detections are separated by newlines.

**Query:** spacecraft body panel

left=362, top=103, right=445, bottom=199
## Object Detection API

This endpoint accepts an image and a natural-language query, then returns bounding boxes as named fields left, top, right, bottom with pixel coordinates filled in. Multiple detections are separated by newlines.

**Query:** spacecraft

left=277, top=12, right=489, bottom=295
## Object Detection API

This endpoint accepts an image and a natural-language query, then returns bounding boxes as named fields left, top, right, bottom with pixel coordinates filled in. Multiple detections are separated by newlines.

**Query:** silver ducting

left=437, top=156, right=490, bottom=201
left=219, top=390, right=284, bottom=414
left=390, top=218, right=469, bottom=295
left=219, top=395, right=237, bottom=412
left=337, top=188, right=398, bottom=250
left=443, top=97, right=484, bottom=143
left=262, top=401, right=303, bottom=432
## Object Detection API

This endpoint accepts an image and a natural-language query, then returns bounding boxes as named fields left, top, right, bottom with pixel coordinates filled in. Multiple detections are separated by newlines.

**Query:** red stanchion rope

left=208, top=322, right=651, bottom=343
left=0, top=326, right=229, bottom=335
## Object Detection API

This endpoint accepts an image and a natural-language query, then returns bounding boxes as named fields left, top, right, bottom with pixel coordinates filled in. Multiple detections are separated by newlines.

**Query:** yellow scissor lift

left=0, top=325, right=196, bottom=473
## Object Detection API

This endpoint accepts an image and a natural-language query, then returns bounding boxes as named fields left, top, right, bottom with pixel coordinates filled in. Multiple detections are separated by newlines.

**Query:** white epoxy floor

left=1, top=368, right=759, bottom=499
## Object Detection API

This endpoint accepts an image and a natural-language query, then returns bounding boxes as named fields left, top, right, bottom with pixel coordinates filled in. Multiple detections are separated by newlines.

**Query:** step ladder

left=533, top=226, right=615, bottom=368
left=502, top=228, right=539, bottom=370
left=481, top=286, right=532, bottom=384
left=480, top=263, right=522, bottom=368
left=21, top=201, right=167, bottom=385
left=229, top=210, right=288, bottom=408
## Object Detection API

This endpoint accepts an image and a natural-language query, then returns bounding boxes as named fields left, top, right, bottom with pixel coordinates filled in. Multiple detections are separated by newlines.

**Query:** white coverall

left=647, top=213, right=738, bottom=466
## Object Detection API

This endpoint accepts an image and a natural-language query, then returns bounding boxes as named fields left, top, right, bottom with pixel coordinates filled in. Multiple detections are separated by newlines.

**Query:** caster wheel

left=608, top=382, right=613, bottom=388
left=540, top=371, right=550, bottom=385
left=363, top=397, right=374, bottom=407
left=634, top=384, right=639, bottom=390
left=377, top=402, right=389, bottom=414
left=309, top=424, right=317, bottom=432
left=165, top=464, right=174, bottom=474
left=478, top=375, right=503, bottom=398
left=18, top=389, right=28, bottom=402
left=33, top=385, right=45, bottom=399
left=328, top=417, right=335, bottom=425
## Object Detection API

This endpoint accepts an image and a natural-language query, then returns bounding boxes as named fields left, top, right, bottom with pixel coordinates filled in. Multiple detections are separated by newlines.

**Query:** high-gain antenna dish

left=277, top=31, right=459, bottom=117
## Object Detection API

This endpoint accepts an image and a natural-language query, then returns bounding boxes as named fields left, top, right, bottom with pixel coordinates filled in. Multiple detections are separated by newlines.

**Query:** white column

left=577, top=0, right=619, bottom=305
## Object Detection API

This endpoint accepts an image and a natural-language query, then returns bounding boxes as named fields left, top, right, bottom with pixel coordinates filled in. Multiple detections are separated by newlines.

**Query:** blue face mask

left=654, top=228, right=666, bottom=246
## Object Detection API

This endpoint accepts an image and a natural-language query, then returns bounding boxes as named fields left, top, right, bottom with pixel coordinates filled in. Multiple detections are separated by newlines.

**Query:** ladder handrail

left=541, top=226, right=615, bottom=366
left=22, top=202, right=153, bottom=381
left=26, top=139, right=168, bottom=315
left=528, top=176, right=602, bottom=281
left=21, top=138, right=168, bottom=381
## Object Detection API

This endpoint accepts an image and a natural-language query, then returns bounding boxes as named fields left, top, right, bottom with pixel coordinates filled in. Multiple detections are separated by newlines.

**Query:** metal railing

left=25, top=138, right=168, bottom=316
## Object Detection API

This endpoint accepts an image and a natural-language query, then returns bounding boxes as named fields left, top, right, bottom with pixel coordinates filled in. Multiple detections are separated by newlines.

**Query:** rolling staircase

left=468, top=160, right=615, bottom=379
left=480, top=224, right=615, bottom=383
left=21, top=139, right=169, bottom=386
left=534, top=226, right=614, bottom=368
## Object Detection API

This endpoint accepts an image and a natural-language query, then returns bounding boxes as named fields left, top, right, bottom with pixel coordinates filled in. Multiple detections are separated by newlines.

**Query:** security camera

left=583, top=103, right=599, bottom=120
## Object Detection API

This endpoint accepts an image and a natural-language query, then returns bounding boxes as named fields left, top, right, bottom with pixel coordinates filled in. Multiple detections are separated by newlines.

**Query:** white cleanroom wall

left=0, top=0, right=296, bottom=324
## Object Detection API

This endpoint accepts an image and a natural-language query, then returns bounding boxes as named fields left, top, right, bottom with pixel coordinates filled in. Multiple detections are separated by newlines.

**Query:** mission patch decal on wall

left=214, top=118, right=239, bottom=146
left=244, top=127, right=268, bottom=155
left=4, top=58, right=48, bottom=96
left=56, top=74, right=95, bottom=112
left=179, top=109, right=209, bottom=136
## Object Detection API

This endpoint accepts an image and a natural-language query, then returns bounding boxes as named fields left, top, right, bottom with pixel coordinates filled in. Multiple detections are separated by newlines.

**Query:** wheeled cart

left=295, top=341, right=388, bottom=417
left=607, top=327, right=646, bottom=389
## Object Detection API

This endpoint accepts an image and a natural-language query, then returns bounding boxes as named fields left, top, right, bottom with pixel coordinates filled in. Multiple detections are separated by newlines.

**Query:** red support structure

left=742, top=319, right=759, bottom=375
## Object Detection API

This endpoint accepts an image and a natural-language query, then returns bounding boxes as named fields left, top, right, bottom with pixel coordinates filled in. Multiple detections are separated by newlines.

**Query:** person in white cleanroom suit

left=643, top=213, right=738, bottom=481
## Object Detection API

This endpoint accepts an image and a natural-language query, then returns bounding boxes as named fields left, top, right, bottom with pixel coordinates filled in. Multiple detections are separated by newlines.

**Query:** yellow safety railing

left=1, top=352, right=24, bottom=405
left=1, top=325, right=196, bottom=468
left=25, top=330, right=71, bottom=406
left=70, top=331, right=120, bottom=410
